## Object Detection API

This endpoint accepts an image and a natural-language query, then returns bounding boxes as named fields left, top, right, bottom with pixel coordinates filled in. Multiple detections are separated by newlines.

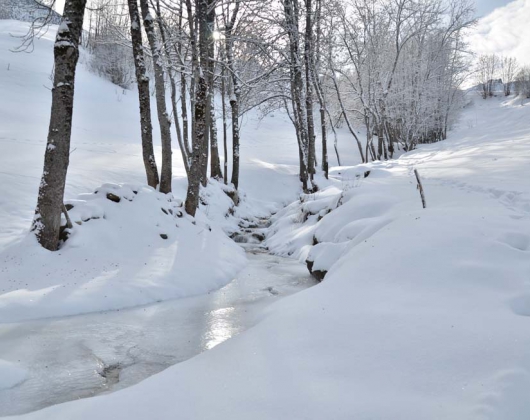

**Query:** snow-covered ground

left=2, top=18, right=530, bottom=420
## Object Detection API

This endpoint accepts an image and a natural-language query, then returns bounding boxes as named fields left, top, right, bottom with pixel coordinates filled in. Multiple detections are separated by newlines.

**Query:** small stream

left=0, top=227, right=315, bottom=416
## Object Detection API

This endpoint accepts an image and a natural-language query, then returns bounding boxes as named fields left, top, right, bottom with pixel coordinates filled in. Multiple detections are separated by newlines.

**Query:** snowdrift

left=0, top=182, right=246, bottom=322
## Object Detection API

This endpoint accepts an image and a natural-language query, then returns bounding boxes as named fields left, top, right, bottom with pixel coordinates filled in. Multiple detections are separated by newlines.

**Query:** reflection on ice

left=204, top=307, right=236, bottom=350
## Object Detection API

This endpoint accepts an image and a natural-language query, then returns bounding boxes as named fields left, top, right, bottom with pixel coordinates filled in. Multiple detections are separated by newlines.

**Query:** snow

left=9, top=93, right=530, bottom=420
left=2, top=18, right=530, bottom=420
left=0, top=360, right=27, bottom=390
left=0, top=182, right=246, bottom=322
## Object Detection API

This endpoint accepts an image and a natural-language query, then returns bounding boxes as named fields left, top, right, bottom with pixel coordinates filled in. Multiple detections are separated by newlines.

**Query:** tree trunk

left=221, top=64, right=228, bottom=184
left=330, top=74, right=365, bottom=163
left=304, top=0, right=316, bottom=181
left=185, top=0, right=208, bottom=216
left=283, top=0, right=309, bottom=192
left=127, top=0, right=159, bottom=189
left=224, top=1, right=241, bottom=190
left=139, top=0, right=172, bottom=193
left=155, top=2, right=190, bottom=177
left=32, top=0, right=88, bottom=251
left=320, top=107, right=328, bottom=178
left=209, top=96, right=223, bottom=179
left=229, top=95, right=240, bottom=189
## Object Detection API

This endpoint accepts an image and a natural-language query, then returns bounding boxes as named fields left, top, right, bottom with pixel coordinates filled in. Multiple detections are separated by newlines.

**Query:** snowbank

left=0, top=182, right=246, bottom=322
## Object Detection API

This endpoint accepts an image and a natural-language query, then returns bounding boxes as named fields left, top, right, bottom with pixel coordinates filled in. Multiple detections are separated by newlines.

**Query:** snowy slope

left=8, top=93, right=530, bottom=419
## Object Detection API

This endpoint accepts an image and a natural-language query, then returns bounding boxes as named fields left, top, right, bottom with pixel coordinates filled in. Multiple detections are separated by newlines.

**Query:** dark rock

left=160, top=234, right=168, bottom=240
left=224, top=189, right=239, bottom=206
left=106, top=193, right=121, bottom=203
left=306, top=260, right=326, bottom=281
left=161, top=208, right=168, bottom=215
left=251, top=232, right=266, bottom=242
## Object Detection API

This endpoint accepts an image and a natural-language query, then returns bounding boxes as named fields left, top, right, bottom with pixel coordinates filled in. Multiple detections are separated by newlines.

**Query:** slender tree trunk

left=178, top=0, right=191, bottom=157
left=304, top=0, right=316, bottom=181
left=185, top=0, right=197, bottom=156
left=221, top=63, right=228, bottom=184
left=205, top=0, right=222, bottom=180
left=320, top=107, right=328, bottom=178
left=224, top=1, right=241, bottom=189
left=185, top=0, right=208, bottom=216
left=139, top=0, right=172, bottom=193
left=330, top=74, right=365, bottom=163
left=229, top=95, right=240, bottom=189
left=284, top=0, right=309, bottom=192
left=209, top=95, right=223, bottom=179
left=32, top=0, right=88, bottom=251
left=314, top=0, right=327, bottom=178
left=127, top=0, right=159, bottom=189
left=155, top=3, right=190, bottom=176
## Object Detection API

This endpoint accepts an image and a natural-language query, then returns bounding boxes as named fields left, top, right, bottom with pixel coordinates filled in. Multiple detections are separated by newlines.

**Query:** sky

left=475, top=0, right=512, bottom=16
left=468, top=0, right=530, bottom=65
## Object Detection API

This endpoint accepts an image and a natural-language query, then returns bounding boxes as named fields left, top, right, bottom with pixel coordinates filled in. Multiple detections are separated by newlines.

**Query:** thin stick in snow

left=414, top=169, right=427, bottom=209
left=61, top=204, right=73, bottom=229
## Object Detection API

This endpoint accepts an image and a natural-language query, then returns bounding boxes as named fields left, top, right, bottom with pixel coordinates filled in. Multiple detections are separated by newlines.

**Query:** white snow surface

left=0, top=360, right=27, bottom=390
left=1, top=20, right=530, bottom=420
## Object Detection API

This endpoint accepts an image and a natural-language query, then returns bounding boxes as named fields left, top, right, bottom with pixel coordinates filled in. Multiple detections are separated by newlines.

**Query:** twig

left=414, top=169, right=426, bottom=209
left=62, top=204, right=73, bottom=229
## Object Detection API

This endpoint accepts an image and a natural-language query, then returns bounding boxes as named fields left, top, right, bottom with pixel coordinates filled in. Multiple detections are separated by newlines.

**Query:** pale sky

left=53, top=0, right=65, bottom=13
left=468, top=0, right=530, bottom=65
left=475, top=0, right=512, bottom=16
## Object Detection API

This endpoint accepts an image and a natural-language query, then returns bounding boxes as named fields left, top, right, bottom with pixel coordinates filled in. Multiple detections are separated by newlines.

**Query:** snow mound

left=0, top=183, right=246, bottom=322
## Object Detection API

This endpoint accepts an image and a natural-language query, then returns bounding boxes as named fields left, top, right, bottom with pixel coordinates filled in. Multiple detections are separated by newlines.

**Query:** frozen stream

left=0, top=243, right=315, bottom=416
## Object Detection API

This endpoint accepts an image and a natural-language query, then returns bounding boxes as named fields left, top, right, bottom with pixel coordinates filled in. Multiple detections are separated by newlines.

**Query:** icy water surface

left=0, top=246, right=315, bottom=416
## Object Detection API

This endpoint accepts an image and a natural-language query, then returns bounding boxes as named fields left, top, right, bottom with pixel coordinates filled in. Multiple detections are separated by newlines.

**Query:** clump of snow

left=0, top=182, right=246, bottom=322
left=0, top=360, right=27, bottom=390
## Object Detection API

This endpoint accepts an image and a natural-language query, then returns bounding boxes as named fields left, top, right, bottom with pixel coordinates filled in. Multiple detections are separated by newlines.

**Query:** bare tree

left=500, top=56, right=518, bottom=96
left=476, top=54, right=499, bottom=99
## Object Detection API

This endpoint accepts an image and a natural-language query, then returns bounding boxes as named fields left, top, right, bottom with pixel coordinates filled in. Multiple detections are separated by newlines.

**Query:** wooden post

left=414, top=169, right=426, bottom=209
